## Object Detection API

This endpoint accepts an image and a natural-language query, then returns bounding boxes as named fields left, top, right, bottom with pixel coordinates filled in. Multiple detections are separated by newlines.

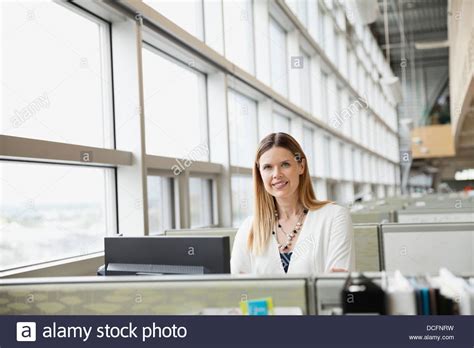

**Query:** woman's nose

left=273, top=167, right=282, bottom=178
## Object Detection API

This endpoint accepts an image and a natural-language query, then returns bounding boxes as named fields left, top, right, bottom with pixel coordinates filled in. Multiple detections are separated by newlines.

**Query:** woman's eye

left=282, top=162, right=290, bottom=168
left=263, top=165, right=271, bottom=170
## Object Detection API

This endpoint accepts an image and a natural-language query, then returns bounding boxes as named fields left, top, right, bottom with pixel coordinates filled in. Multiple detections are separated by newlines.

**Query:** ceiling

left=368, top=1, right=474, bottom=186
left=369, top=0, right=448, bottom=71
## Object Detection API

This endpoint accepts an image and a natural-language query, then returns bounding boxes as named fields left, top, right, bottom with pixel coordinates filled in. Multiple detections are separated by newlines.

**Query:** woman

left=231, top=132, right=355, bottom=275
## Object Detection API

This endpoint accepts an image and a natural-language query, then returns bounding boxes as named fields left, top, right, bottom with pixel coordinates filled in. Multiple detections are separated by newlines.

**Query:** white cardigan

left=230, top=203, right=355, bottom=275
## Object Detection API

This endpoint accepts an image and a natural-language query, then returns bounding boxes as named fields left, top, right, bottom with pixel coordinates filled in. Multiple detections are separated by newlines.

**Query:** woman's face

left=258, top=146, right=305, bottom=200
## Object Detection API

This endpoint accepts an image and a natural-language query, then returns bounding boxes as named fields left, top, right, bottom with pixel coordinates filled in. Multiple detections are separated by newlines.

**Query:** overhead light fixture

left=455, top=169, right=474, bottom=181
left=344, top=0, right=380, bottom=25
left=415, top=40, right=449, bottom=50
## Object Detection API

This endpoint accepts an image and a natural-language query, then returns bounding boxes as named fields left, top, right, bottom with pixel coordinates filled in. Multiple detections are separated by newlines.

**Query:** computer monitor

left=104, top=236, right=230, bottom=275
left=381, top=222, right=474, bottom=274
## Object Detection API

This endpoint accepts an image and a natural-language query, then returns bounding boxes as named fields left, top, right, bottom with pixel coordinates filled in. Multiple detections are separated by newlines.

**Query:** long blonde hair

left=248, top=132, right=331, bottom=255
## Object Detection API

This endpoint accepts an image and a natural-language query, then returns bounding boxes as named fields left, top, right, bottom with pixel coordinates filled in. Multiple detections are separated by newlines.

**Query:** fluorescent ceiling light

left=415, top=40, right=449, bottom=50
left=455, top=169, right=474, bottom=181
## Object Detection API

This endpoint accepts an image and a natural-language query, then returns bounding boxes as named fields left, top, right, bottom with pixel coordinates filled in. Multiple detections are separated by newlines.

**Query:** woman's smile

left=272, top=180, right=289, bottom=190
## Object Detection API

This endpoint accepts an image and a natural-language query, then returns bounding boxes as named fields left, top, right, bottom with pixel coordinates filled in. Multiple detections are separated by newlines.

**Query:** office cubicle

left=2, top=271, right=472, bottom=315
left=314, top=273, right=382, bottom=315
left=397, top=208, right=474, bottom=223
left=351, top=209, right=398, bottom=223
left=351, top=211, right=391, bottom=223
left=406, top=198, right=474, bottom=208
left=0, top=275, right=309, bottom=315
left=381, top=222, right=474, bottom=274
left=353, top=224, right=383, bottom=272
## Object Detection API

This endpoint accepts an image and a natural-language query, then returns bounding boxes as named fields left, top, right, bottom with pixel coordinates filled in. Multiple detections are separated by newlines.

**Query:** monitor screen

left=104, top=236, right=230, bottom=275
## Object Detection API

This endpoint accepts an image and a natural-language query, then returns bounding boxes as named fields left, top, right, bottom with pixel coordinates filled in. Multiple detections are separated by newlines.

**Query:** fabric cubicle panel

left=397, top=208, right=474, bottom=223
left=382, top=222, right=474, bottom=274
left=353, top=224, right=382, bottom=272
left=0, top=275, right=308, bottom=315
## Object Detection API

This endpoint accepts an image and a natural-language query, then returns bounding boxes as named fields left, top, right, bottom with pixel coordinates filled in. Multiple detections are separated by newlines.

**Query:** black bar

left=3, top=315, right=474, bottom=347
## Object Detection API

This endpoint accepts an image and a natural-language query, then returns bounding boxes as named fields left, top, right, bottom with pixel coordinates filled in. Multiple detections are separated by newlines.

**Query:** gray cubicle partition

left=397, top=208, right=474, bottom=223
left=381, top=222, right=474, bottom=274
left=164, top=228, right=238, bottom=250
left=351, top=210, right=397, bottom=223
left=0, top=275, right=310, bottom=315
left=406, top=199, right=474, bottom=210
left=353, top=224, right=383, bottom=272
left=314, top=273, right=382, bottom=315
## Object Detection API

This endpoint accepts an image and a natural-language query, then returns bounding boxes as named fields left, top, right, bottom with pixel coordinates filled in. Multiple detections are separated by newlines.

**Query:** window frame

left=0, top=1, right=123, bottom=274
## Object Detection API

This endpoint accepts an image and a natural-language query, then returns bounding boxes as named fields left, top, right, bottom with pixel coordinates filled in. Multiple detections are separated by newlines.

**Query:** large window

left=269, top=17, right=288, bottom=97
left=231, top=175, right=253, bottom=227
left=339, top=142, right=345, bottom=179
left=147, top=176, right=175, bottom=234
left=1, top=0, right=114, bottom=148
left=0, top=0, right=117, bottom=272
left=362, top=152, right=369, bottom=182
left=317, top=4, right=326, bottom=49
left=189, top=177, right=215, bottom=228
left=287, top=0, right=308, bottom=27
left=223, top=0, right=255, bottom=74
left=333, top=29, right=339, bottom=67
left=353, top=149, right=361, bottom=182
left=273, top=113, right=291, bottom=133
left=142, top=45, right=209, bottom=160
left=297, top=0, right=309, bottom=27
left=302, top=127, right=315, bottom=176
left=0, top=161, right=116, bottom=271
left=320, top=71, right=329, bottom=122
left=228, top=90, right=258, bottom=167
left=314, top=130, right=325, bottom=177
left=324, top=135, right=332, bottom=178
left=300, top=49, right=312, bottom=113
left=143, top=0, right=204, bottom=40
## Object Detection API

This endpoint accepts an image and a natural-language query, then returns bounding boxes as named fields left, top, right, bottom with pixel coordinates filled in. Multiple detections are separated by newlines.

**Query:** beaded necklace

left=272, top=208, right=309, bottom=252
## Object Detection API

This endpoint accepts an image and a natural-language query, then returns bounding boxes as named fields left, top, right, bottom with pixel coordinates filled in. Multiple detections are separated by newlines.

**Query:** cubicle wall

left=165, top=228, right=238, bottom=250
left=397, top=208, right=474, bottom=223
left=351, top=211, right=392, bottom=223
left=353, top=224, right=383, bottom=272
left=0, top=275, right=310, bottom=315
left=164, top=225, right=383, bottom=273
left=314, top=273, right=382, bottom=315
left=2, top=272, right=473, bottom=315
left=382, top=222, right=474, bottom=274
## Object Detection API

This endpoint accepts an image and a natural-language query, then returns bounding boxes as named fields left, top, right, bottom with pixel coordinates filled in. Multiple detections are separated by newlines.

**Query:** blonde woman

left=231, top=132, right=355, bottom=275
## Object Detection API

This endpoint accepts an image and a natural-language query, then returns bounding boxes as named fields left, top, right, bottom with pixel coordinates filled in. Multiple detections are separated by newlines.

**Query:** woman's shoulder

left=236, top=216, right=253, bottom=234
left=233, top=216, right=253, bottom=246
